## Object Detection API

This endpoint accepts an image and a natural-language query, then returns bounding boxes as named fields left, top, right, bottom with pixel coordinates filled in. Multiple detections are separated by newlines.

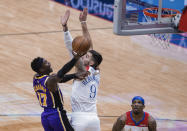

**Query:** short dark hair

left=31, top=57, right=44, bottom=73
left=89, top=50, right=103, bottom=69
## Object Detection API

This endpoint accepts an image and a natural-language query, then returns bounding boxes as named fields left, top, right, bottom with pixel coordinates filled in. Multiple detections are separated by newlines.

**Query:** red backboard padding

left=179, top=6, right=187, bottom=32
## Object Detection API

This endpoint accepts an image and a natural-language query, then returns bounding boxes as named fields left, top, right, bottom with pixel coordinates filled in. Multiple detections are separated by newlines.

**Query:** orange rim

left=143, top=7, right=180, bottom=18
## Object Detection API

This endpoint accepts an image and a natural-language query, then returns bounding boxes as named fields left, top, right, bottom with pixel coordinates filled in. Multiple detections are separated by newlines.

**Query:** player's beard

left=84, top=60, right=89, bottom=66
left=133, top=110, right=140, bottom=115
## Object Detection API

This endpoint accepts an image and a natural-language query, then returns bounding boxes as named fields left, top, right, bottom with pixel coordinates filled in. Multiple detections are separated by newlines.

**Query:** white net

left=149, top=33, right=171, bottom=49
left=143, top=8, right=175, bottom=49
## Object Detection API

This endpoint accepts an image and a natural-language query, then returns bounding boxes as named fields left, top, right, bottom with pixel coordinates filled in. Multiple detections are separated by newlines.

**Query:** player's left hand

left=75, top=71, right=90, bottom=80
left=79, top=8, right=87, bottom=22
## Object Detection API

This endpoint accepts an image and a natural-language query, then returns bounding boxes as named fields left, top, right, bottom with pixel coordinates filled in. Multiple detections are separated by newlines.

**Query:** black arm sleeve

left=57, top=57, right=78, bottom=79
left=59, top=74, right=77, bottom=83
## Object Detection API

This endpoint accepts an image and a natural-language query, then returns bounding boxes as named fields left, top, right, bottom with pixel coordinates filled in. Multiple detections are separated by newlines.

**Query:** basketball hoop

left=143, top=7, right=180, bottom=19
left=143, top=7, right=180, bottom=49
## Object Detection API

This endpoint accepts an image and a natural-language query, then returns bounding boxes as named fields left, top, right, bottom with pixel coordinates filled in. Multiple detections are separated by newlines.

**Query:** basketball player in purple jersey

left=31, top=55, right=89, bottom=131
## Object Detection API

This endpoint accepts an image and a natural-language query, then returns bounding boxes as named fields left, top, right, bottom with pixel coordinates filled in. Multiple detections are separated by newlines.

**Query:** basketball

left=72, top=36, right=90, bottom=56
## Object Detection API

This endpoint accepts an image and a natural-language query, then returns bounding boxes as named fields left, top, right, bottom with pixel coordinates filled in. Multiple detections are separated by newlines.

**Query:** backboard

left=113, top=0, right=186, bottom=35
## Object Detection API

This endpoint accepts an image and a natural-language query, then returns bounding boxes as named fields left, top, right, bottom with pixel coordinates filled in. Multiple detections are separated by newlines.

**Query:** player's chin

left=84, top=63, right=89, bottom=67
left=133, top=109, right=140, bottom=114
left=84, top=61, right=89, bottom=66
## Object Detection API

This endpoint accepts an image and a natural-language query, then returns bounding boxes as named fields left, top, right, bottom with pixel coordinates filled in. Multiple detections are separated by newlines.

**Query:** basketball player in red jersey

left=112, top=96, right=157, bottom=131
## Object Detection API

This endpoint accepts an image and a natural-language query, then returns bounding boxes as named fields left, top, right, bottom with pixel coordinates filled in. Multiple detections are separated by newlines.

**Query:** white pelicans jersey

left=71, top=66, right=100, bottom=113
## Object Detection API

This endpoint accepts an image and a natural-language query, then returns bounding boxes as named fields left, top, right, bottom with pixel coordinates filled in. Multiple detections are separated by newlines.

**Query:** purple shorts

left=41, top=108, right=74, bottom=131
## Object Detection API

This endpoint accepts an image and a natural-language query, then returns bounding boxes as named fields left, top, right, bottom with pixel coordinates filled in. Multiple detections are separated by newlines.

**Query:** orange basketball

left=72, top=36, right=90, bottom=56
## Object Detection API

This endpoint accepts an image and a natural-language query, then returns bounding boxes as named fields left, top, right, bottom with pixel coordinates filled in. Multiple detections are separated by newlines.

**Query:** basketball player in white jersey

left=112, top=96, right=157, bottom=131
left=61, top=8, right=103, bottom=131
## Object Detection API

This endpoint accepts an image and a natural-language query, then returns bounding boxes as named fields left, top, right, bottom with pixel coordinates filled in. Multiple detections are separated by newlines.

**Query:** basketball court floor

left=0, top=0, right=187, bottom=130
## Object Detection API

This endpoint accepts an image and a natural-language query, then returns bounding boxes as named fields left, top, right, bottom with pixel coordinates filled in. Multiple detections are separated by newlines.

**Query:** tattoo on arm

left=59, top=73, right=77, bottom=83
left=112, top=114, right=126, bottom=131
left=148, top=115, right=157, bottom=131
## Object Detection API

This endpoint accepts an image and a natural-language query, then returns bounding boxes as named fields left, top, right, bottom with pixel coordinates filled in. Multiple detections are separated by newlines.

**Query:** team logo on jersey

left=139, top=124, right=146, bottom=127
left=128, top=122, right=134, bottom=125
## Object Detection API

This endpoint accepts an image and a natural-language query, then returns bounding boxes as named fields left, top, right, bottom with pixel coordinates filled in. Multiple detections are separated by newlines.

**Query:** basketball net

left=143, top=8, right=180, bottom=49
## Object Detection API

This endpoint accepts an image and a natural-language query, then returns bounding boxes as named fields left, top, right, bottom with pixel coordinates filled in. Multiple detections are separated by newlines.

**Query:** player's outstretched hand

left=79, top=8, right=87, bottom=22
left=61, top=9, right=70, bottom=27
left=75, top=71, right=90, bottom=80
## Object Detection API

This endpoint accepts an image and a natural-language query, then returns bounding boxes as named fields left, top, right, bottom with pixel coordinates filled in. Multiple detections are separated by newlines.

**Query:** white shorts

left=71, top=112, right=100, bottom=131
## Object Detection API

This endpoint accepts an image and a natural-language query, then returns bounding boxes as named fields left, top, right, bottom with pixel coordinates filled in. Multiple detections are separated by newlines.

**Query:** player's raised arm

left=61, top=10, right=70, bottom=32
left=112, top=114, right=126, bottom=131
left=61, top=10, right=73, bottom=58
left=79, top=8, right=93, bottom=50
left=60, top=71, right=89, bottom=83
left=148, top=115, right=157, bottom=131
left=46, top=56, right=79, bottom=92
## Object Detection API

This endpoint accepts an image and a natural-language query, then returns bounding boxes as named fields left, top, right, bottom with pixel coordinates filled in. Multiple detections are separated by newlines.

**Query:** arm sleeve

left=57, top=57, right=78, bottom=79
left=59, top=74, right=77, bottom=83
left=64, top=31, right=73, bottom=58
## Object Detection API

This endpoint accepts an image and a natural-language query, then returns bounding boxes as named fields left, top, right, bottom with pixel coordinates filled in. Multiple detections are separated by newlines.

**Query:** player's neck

left=37, top=72, right=49, bottom=76
left=132, top=111, right=144, bottom=121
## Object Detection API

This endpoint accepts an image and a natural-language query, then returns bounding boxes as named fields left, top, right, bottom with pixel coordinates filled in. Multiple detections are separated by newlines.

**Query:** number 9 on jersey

left=90, top=84, right=96, bottom=98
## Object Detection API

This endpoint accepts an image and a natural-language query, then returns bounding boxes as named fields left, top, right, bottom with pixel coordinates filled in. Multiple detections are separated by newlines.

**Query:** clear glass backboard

left=113, top=0, right=186, bottom=35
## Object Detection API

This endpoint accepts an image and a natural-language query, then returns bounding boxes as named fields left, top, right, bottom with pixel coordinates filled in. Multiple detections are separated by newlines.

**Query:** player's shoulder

left=33, top=74, right=37, bottom=80
left=89, top=66, right=100, bottom=75
left=144, top=111, right=150, bottom=116
left=88, top=66, right=95, bottom=71
left=45, top=74, right=56, bottom=83
left=148, top=114, right=156, bottom=124
left=49, top=73, right=57, bottom=77
left=118, top=113, right=126, bottom=122
left=33, top=74, right=48, bottom=80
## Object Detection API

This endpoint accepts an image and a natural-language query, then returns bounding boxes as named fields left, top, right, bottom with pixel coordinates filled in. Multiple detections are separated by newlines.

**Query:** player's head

left=131, top=96, right=145, bottom=115
left=81, top=50, right=103, bottom=69
left=31, top=57, right=53, bottom=75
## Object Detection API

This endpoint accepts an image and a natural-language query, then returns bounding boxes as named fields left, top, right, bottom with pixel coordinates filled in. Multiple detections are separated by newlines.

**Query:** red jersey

left=123, top=111, right=149, bottom=131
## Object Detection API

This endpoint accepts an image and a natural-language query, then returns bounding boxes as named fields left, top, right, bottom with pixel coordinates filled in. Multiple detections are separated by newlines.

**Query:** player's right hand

left=72, top=51, right=86, bottom=58
left=79, top=8, right=87, bottom=22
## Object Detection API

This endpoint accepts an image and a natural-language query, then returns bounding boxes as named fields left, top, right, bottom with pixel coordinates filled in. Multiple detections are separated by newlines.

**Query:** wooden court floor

left=0, top=0, right=187, bottom=130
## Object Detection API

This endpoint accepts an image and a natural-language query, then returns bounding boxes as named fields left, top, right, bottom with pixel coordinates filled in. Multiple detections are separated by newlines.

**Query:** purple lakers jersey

left=33, top=75, right=64, bottom=109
